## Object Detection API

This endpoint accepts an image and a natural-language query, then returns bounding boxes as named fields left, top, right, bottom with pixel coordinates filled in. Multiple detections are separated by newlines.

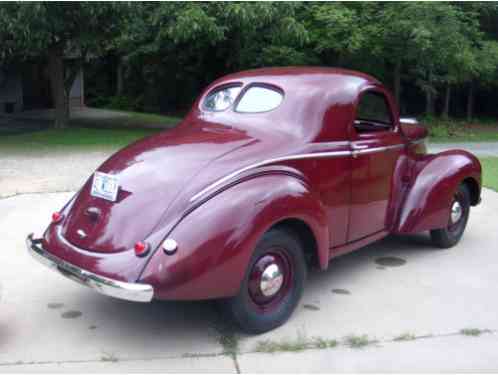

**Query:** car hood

left=61, top=121, right=291, bottom=253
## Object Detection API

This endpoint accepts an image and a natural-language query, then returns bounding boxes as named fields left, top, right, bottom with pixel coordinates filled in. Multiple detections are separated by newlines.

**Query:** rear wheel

left=222, top=228, right=307, bottom=334
left=430, top=184, right=471, bottom=248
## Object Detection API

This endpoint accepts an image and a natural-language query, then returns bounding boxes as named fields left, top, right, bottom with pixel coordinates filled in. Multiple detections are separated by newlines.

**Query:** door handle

left=352, top=144, right=368, bottom=150
left=351, top=144, right=368, bottom=158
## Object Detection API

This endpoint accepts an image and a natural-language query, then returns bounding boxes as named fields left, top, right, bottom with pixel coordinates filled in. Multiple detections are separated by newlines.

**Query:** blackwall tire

left=222, top=227, right=307, bottom=334
left=430, top=184, right=471, bottom=249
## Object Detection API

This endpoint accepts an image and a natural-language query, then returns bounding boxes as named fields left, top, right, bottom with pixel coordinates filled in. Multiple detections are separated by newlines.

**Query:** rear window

left=235, top=86, right=283, bottom=113
left=203, top=85, right=242, bottom=112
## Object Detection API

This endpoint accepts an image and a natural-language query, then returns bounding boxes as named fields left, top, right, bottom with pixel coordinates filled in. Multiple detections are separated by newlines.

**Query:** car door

left=347, top=87, right=404, bottom=242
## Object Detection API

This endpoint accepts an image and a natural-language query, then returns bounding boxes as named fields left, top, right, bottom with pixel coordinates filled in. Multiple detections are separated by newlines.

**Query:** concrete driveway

left=1, top=140, right=495, bottom=199
left=1, top=188, right=498, bottom=372
left=1, top=139, right=498, bottom=372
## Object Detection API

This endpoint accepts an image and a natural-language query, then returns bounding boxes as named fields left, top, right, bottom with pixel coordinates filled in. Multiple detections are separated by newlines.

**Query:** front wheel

left=430, top=184, right=471, bottom=248
left=222, top=228, right=307, bottom=334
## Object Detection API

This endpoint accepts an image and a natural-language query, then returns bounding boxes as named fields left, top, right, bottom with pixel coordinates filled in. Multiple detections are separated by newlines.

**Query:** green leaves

left=0, top=2, right=128, bottom=61
left=2, top=2, right=496, bottom=118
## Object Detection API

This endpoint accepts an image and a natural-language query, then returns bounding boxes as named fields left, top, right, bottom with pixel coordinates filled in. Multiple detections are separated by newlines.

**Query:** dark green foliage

left=1, top=2, right=498, bottom=119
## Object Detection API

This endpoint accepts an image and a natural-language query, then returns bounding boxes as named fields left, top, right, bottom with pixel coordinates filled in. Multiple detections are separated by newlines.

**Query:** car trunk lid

left=61, top=123, right=254, bottom=253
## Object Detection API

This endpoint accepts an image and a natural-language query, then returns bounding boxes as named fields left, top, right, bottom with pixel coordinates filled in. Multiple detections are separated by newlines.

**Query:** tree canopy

left=1, top=2, right=497, bottom=126
left=0, top=2, right=127, bottom=127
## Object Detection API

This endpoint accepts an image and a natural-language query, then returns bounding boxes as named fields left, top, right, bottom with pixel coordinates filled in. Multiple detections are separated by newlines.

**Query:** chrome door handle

left=351, top=144, right=368, bottom=158
left=352, top=144, right=368, bottom=150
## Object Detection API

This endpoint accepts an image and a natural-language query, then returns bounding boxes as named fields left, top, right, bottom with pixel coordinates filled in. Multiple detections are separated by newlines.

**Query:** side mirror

left=400, top=117, right=428, bottom=142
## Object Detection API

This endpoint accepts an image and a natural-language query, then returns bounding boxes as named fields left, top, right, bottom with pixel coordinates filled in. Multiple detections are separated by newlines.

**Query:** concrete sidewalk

left=1, top=189, right=498, bottom=372
left=428, top=141, right=498, bottom=157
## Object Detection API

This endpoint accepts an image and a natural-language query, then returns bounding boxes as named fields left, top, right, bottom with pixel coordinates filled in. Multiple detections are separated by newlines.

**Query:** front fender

left=395, top=150, right=481, bottom=234
left=139, top=174, right=328, bottom=300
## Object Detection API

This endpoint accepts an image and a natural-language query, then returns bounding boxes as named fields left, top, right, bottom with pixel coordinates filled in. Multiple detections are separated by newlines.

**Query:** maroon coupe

left=27, top=67, right=481, bottom=333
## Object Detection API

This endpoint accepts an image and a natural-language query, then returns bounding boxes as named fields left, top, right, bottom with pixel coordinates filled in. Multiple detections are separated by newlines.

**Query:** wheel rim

left=448, top=191, right=468, bottom=234
left=248, top=248, right=293, bottom=312
left=450, top=200, right=463, bottom=224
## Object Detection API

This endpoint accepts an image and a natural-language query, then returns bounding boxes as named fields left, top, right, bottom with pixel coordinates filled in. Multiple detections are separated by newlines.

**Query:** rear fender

left=139, top=174, right=328, bottom=300
left=395, top=150, right=481, bottom=234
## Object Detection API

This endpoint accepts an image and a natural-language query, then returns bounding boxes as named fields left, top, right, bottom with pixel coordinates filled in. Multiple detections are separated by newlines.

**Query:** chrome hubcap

left=260, top=263, right=284, bottom=297
left=451, top=200, right=463, bottom=224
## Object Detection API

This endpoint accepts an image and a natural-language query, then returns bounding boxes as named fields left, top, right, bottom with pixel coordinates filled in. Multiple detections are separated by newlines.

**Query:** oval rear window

left=235, top=86, right=283, bottom=113
left=203, top=85, right=242, bottom=112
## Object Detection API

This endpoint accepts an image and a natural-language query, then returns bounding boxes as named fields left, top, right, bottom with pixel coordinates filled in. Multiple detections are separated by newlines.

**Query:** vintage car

left=27, top=67, right=481, bottom=333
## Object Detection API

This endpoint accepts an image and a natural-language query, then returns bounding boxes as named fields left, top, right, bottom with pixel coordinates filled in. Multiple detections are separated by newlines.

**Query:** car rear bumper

left=26, top=233, right=154, bottom=303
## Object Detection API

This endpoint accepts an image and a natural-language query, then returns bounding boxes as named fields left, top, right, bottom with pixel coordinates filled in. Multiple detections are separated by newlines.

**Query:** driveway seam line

left=235, top=328, right=497, bottom=356
left=3, top=329, right=494, bottom=367
left=0, top=352, right=227, bottom=367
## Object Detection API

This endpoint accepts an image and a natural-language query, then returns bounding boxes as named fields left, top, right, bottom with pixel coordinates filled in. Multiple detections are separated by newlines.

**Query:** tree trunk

left=393, top=59, right=401, bottom=106
left=467, top=81, right=474, bottom=121
left=425, top=90, right=435, bottom=116
left=442, top=84, right=451, bottom=119
left=48, top=45, right=69, bottom=129
left=116, top=57, right=124, bottom=96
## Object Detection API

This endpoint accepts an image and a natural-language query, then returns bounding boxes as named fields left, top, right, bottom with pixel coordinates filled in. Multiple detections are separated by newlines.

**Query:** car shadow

left=67, top=232, right=441, bottom=345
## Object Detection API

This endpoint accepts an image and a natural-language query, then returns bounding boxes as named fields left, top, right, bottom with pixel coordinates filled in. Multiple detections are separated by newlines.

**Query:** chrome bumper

left=26, top=233, right=154, bottom=303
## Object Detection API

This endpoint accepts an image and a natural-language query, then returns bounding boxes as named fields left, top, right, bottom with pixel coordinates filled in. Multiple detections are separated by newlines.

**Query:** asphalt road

left=1, top=188, right=498, bottom=372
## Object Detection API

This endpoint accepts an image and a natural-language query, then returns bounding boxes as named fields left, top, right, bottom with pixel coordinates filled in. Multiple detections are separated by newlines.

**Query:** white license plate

left=91, top=172, right=119, bottom=202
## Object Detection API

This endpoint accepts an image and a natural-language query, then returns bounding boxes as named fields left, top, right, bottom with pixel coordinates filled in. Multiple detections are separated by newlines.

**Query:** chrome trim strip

left=409, top=139, right=425, bottom=145
left=353, top=144, right=405, bottom=155
left=190, top=150, right=352, bottom=202
left=26, top=233, right=153, bottom=303
left=190, top=143, right=406, bottom=202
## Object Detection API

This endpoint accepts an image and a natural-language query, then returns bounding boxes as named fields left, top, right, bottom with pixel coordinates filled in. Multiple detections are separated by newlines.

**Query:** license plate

left=91, top=172, right=119, bottom=202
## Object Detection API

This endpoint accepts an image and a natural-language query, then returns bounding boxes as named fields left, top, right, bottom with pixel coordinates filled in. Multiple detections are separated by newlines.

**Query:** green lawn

left=70, top=111, right=180, bottom=129
left=425, top=117, right=498, bottom=143
left=0, top=111, right=181, bottom=150
left=480, top=157, right=498, bottom=192
left=0, top=127, right=163, bottom=149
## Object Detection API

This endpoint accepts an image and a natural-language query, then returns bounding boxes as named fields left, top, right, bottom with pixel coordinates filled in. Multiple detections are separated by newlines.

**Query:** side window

left=354, top=91, right=393, bottom=133
left=235, top=86, right=283, bottom=113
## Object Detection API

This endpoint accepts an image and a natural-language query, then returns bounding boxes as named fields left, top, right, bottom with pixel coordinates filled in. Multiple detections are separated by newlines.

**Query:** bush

left=429, top=123, right=451, bottom=138
left=106, top=96, right=138, bottom=111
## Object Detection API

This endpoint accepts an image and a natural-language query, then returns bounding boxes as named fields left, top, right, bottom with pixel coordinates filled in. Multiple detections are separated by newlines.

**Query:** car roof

left=217, top=66, right=380, bottom=85
left=196, top=67, right=383, bottom=142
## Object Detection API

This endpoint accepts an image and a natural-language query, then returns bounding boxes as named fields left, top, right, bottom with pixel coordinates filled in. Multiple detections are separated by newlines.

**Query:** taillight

left=134, top=241, right=150, bottom=257
left=52, top=212, right=63, bottom=223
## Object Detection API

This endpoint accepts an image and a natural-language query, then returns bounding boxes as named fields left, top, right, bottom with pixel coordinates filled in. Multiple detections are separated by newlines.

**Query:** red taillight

left=52, top=212, right=63, bottom=223
left=134, top=241, right=149, bottom=257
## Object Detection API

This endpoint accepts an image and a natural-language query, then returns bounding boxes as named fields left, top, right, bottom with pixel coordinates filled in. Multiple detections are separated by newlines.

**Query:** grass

left=0, top=111, right=181, bottom=150
left=100, top=351, right=118, bottom=362
left=0, top=126, right=161, bottom=149
left=425, top=116, right=498, bottom=143
left=344, top=334, right=376, bottom=349
left=71, top=110, right=180, bottom=129
left=218, top=330, right=239, bottom=356
left=393, top=332, right=416, bottom=342
left=254, top=334, right=338, bottom=354
left=312, top=337, right=339, bottom=349
left=460, top=328, right=490, bottom=337
left=480, top=157, right=498, bottom=192
left=255, top=338, right=308, bottom=354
